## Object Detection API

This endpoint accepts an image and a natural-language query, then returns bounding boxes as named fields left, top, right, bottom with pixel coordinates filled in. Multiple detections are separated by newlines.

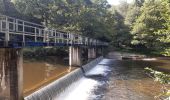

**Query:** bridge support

left=0, top=48, right=23, bottom=100
left=88, top=48, right=96, bottom=59
left=69, top=46, right=82, bottom=66
left=97, top=48, right=103, bottom=56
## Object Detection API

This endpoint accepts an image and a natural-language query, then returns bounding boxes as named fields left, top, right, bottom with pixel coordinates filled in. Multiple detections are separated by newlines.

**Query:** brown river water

left=100, top=52, right=170, bottom=100
left=23, top=57, right=77, bottom=96
left=23, top=52, right=170, bottom=100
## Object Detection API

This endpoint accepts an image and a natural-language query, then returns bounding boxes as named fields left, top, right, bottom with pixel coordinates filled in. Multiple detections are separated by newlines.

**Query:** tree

left=14, top=0, right=54, bottom=26
left=13, top=0, right=115, bottom=42
left=109, top=10, right=131, bottom=47
left=125, top=5, right=141, bottom=27
left=131, top=0, right=166, bottom=49
left=0, top=0, right=22, bottom=18
left=134, top=0, right=145, bottom=7
left=156, top=0, right=170, bottom=56
left=156, top=0, right=170, bottom=44
left=116, top=0, right=129, bottom=18
left=125, top=0, right=144, bottom=28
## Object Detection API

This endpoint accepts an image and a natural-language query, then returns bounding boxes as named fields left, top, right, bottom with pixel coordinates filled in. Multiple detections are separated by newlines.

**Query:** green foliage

left=145, top=67, right=170, bottom=84
left=10, top=0, right=133, bottom=56
left=130, top=0, right=170, bottom=56
left=13, top=0, right=112, bottom=41
left=0, top=0, right=5, bottom=13
left=116, top=0, right=129, bottom=17
left=2, top=0, right=169, bottom=56
left=0, top=0, right=21, bottom=17
left=161, top=48, right=170, bottom=56
left=132, top=0, right=164, bottom=47
left=110, top=10, right=131, bottom=47
left=125, top=6, right=140, bottom=27
left=125, top=0, right=144, bottom=27
left=156, top=0, right=170, bottom=44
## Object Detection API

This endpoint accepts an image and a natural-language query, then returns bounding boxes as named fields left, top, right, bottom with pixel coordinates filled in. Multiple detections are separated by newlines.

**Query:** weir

left=24, top=57, right=103, bottom=100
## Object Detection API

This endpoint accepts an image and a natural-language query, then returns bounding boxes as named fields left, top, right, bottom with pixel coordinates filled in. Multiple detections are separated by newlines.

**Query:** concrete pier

left=97, top=48, right=103, bottom=56
left=0, top=48, right=23, bottom=100
left=88, top=48, right=96, bottom=59
left=69, top=46, right=82, bottom=66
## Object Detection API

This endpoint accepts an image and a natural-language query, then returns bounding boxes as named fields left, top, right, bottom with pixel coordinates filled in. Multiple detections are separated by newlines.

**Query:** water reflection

left=23, top=58, right=76, bottom=96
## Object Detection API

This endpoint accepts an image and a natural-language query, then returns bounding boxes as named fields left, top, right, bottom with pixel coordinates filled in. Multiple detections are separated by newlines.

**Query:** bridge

left=0, top=14, right=108, bottom=100
left=0, top=15, right=108, bottom=47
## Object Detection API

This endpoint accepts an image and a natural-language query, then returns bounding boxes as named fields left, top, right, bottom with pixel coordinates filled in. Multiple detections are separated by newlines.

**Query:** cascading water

left=56, top=59, right=112, bottom=100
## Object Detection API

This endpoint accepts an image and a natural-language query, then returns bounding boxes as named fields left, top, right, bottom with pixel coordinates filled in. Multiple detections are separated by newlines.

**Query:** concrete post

left=0, top=48, right=23, bottom=100
left=92, top=48, right=96, bottom=58
left=76, top=47, right=81, bottom=66
left=69, top=46, right=82, bottom=66
left=88, top=48, right=91, bottom=59
left=69, top=46, right=73, bottom=66
left=88, top=48, right=96, bottom=59
left=97, top=48, right=103, bottom=56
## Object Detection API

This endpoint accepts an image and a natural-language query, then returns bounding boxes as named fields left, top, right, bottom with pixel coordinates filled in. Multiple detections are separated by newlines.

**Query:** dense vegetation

left=0, top=0, right=169, bottom=56
left=130, top=0, right=170, bottom=56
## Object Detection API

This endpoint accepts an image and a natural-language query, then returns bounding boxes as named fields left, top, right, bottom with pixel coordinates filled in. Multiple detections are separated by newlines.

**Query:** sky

left=107, top=0, right=134, bottom=5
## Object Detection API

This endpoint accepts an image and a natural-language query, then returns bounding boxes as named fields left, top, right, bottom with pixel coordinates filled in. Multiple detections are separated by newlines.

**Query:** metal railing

left=0, top=14, right=108, bottom=47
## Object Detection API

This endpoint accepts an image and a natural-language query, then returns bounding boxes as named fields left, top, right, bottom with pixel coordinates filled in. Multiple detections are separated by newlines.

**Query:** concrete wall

left=0, top=48, right=23, bottom=100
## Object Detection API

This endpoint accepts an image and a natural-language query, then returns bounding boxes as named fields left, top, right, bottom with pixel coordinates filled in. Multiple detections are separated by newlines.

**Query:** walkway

left=0, top=15, right=107, bottom=48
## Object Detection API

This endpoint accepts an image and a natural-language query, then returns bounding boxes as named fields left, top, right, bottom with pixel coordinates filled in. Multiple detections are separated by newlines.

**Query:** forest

left=0, top=0, right=170, bottom=56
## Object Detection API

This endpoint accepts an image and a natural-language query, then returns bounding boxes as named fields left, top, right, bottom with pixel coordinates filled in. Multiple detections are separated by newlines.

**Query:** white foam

left=56, top=59, right=111, bottom=100
left=56, top=78, right=99, bottom=100
left=142, top=58, right=157, bottom=61
left=99, top=59, right=112, bottom=65
left=86, top=65, right=110, bottom=77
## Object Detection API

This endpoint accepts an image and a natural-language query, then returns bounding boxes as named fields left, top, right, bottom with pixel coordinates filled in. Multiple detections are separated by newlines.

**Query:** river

left=57, top=52, right=170, bottom=100
left=23, top=52, right=170, bottom=100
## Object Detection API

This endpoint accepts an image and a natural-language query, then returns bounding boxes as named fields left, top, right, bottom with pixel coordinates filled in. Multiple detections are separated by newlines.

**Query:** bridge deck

left=0, top=15, right=108, bottom=48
